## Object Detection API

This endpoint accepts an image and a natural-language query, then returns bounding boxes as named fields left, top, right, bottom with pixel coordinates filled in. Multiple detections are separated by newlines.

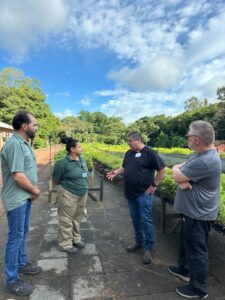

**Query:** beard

left=26, top=129, right=36, bottom=139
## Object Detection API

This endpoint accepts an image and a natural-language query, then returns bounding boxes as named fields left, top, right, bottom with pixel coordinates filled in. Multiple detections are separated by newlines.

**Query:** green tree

left=0, top=67, right=60, bottom=148
left=128, top=116, right=159, bottom=143
left=184, top=96, right=208, bottom=111
left=155, top=132, right=170, bottom=147
left=101, top=116, right=126, bottom=144
left=61, top=116, right=93, bottom=141
left=78, top=111, right=126, bottom=143
left=217, top=86, right=225, bottom=102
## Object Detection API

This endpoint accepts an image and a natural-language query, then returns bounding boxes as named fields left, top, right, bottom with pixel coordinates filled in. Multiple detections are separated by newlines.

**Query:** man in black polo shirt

left=107, top=131, right=166, bottom=264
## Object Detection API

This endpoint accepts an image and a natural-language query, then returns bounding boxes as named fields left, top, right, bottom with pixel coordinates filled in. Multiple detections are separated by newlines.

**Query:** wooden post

left=161, top=198, right=166, bottom=233
left=100, top=176, right=103, bottom=201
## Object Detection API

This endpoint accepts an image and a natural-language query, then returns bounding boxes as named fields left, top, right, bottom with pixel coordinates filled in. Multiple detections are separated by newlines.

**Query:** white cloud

left=178, top=57, right=225, bottom=100
left=0, top=0, right=70, bottom=62
left=67, top=1, right=225, bottom=94
left=1, top=0, right=225, bottom=122
left=54, top=108, right=76, bottom=119
left=80, top=98, right=90, bottom=106
left=68, top=0, right=183, bottom=63
left=66, top=0, right=224, bottom=122
left=100, top=88, right=185, bottom=124
left=186, top=11, right=225, bottom=66
left=109, top=57, right=183, bottom=91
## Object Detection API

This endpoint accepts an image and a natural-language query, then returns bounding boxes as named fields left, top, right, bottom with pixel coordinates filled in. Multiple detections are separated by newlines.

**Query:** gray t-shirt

left=174, top=149, right=221, bottom=220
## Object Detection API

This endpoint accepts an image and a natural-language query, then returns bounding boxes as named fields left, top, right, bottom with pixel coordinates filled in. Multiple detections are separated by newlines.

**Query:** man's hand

left=13, top=172, right=40, bottom=200
left=106, top=170, right=117, bottom=181
left=106, top=167, right=124, bottom=181
left=31, top=187, right=40, bottom=201
left=179, top=182, right=193, bottom=190
left=145, top=185, right=157, bottom=196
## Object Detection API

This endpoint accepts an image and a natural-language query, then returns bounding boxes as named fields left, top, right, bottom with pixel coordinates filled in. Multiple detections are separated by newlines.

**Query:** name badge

left=82, top=172, right=88, bottom=178
left=135, top=153, right=141, bottom=158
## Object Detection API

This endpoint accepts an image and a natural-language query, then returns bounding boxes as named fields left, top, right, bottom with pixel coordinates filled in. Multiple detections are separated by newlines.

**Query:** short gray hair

left=189, top=120, right=215, bottom=145
left=126, top=131, right=143, bottom=142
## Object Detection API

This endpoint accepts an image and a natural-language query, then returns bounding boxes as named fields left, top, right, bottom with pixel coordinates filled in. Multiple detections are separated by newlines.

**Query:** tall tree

left=217, top=86, right=225, bottom=102
left=184, top=96, right=203, bottom=111
left=0, top=67, right=60, bottom=148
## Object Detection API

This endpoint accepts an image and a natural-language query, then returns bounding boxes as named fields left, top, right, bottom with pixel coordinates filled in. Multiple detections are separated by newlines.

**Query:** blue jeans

left=5, top=200, right=32, bottom=284
left=127, top=193, right=154, bottom=250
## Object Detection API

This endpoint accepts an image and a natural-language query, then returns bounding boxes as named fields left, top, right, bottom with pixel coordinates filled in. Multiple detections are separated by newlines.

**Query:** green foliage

left=217, top=86, right=225, bottom=102
left=61, top=111, right=126, bottom=145
left=170, top=136, right=187, bottom=148
left=54, top=149, right=66, bottom=161
left=154, top=132, right=170, bottom=148
left=93, top=143, right=129, bottom=152
left=157, top=169, right=177, bottom=201
left=218, top=174, right=225, bottom=224
left=61, top=116, right=93, bottom=139
left=155, top=147, right=193, bottom=155
left=211, top=102, right=225, bottom=139
left=184, top=96, right=209, bottom=112
left=126, top=104, right=225, bottom=147
left=0, top=67, right=61, bottom=148
left=90, top=148, right=122, bottom=169
left=54, top=147, right=94, bottom=170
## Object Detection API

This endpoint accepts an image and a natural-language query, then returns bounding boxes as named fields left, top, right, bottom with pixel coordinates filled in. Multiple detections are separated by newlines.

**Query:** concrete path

left=0, top=163, right=225, bottom=299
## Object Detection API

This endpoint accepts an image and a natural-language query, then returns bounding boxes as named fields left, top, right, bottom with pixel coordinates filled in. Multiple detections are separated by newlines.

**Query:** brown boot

left=142, top=250, right=153, bottom=264
left=126, top=243, right=142, bottom=252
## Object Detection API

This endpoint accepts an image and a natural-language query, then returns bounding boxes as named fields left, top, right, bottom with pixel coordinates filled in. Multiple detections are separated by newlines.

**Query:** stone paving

left=1, top=163, right=225, bottom=299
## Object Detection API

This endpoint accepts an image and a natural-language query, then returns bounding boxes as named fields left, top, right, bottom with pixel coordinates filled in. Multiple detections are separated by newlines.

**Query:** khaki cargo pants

left=57, top=185, right=87, bottom=250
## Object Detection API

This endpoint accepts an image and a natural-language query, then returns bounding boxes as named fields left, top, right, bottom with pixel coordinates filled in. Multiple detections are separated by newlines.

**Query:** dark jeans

left=127, top=193, right=154, bottom=250
left=178, top=215, right=211, bottom=295
left=5, top=200, right=32, bottom=284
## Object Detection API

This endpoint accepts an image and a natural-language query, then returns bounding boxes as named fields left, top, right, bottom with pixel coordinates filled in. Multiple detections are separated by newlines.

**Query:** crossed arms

left=172, top=163, right=192, bottom=190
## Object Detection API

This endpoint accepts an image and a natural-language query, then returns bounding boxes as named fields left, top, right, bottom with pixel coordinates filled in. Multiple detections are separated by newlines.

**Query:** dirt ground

left=0, top=145, right=62, bottom=217
left=34, top=144, right=62, bottom=165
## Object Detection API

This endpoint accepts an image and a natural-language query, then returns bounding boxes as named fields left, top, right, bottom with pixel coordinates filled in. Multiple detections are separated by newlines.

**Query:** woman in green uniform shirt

left=52, top=137, right=88, bottom=254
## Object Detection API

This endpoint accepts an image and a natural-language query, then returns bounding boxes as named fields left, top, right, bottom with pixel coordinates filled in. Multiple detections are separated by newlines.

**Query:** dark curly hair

left=61, top=136, right=79, bottom=153
left=12, top=111, right=33, bottom=130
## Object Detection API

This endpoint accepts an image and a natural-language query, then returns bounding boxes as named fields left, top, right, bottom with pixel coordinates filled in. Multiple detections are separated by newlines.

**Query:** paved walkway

left=0, top=163, right=225, bottom=299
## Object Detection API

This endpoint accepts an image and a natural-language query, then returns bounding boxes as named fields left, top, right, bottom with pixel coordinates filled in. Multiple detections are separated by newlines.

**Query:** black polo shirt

left=122, top=146, right=166, bottom=199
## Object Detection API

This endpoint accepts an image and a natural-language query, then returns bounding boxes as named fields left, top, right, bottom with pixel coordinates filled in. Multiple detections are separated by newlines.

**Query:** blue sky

left=0, top=0, right=225, bottom=124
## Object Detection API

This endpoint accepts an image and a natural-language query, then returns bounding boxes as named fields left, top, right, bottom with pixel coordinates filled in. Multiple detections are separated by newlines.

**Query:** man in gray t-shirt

left=168, top=121, right=221, bottom=299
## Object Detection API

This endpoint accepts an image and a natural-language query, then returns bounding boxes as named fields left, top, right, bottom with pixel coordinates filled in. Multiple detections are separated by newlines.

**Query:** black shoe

left=176, top=284, right=208, bottom=298
left=61, top=246, right=78, bottom=254
left=19, top=261, right=42, bottom=275
left=127, top=243, right=142, bottom=252
left=168, top=265, right=190, bottom=282
left=142, top=250, right=153, bottom=264
left=6, top=280, right=33, bottom=296
left=73, top=241, right=85, bottom=248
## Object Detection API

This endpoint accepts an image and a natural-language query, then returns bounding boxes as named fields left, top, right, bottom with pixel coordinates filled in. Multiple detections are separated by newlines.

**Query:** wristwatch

left=152, top=182, right=158, bottom=187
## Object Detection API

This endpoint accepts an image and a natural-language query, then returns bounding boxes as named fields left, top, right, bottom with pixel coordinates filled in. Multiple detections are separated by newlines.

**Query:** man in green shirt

left=1, top=111, right=42, bottom=297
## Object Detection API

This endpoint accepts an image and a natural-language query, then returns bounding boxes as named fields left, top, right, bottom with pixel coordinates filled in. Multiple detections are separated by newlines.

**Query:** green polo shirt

left=52, top=155, right=88, bottom=196
left=1, top=132, right=38, bottom=212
